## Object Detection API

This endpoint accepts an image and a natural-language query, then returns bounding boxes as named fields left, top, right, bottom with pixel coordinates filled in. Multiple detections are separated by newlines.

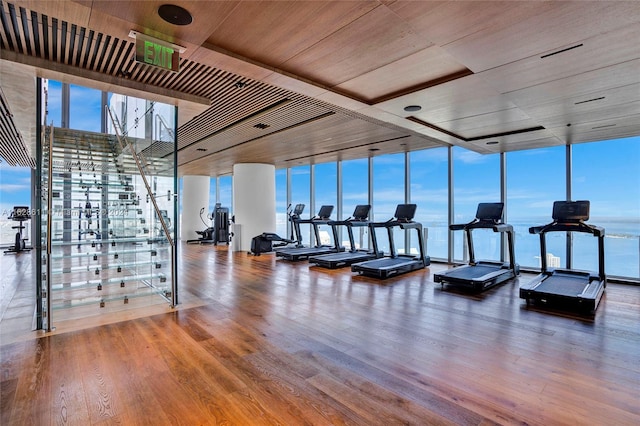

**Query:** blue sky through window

left=2, top=80, right=638, bottom=277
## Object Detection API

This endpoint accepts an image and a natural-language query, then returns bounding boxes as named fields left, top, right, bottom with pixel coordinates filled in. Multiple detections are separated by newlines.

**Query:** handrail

left=45, top=123, right=54, bottom=331
left=106, top=106, right=177, bottom=307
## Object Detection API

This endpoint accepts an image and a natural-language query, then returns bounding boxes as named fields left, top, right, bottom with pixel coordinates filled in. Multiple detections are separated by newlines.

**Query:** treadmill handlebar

left=450, top=218, right=512, bottom=232
left=530, top=221, right=605, bottom=237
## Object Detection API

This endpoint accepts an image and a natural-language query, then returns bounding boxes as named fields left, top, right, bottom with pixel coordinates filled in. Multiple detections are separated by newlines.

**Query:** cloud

left=454, top=149, right=491, bottom=165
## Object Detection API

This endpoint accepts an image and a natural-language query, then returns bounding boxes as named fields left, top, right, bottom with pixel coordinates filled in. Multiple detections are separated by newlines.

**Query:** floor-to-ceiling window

left=275, top=169, right=288, bottom=238
left=506, top=146, right=566, bottom=269
left=452, top=147, right=500, bottom=262
left=410, top=147, right=449, bottom=259
left=69, top=84, right=102, bottom=132
left=314, top=162, right=337, bottom=246
left=373, top=153, right=405, bottom=254
left=218, top=175, right=233, bottom=214
left=342, top=158, right=370, bottom=250
left=208, top=177, right=217, bottom=214
left=290, top=165, right=311, bottom=244
left=572, top=137, right=640, bottom=279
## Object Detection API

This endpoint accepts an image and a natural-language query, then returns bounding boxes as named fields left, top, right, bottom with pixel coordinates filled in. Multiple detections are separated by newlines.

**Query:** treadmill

left=520, top=200, right=606, bottom=313
left=308, top=205, right=383, bottom=268
left=275, top=205, right=344, bottom=261
left=434, top=202, right=519, bottom=291
left=351, top=204, right=430, bottom=279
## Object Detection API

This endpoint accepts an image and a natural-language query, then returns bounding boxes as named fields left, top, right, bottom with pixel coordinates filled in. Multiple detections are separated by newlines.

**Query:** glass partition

left=38, top=87, right=177, bottom=330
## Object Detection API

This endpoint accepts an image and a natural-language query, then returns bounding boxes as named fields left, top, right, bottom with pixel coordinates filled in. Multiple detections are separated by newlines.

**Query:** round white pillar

left=181, top=175, right=210, bottom=241
left=232, top=163, right=275, bottom=251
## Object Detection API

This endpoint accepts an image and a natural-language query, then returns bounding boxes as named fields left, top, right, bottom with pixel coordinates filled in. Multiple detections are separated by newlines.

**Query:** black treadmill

left=434, top=202, right=519, bottom=291
left=308, top=205, right=383, bottom=268
left=520, top=200, right=606, bottom=313
left=351, top=204, right=430, bottom=279
left=275, top=205, right=344, bottom=261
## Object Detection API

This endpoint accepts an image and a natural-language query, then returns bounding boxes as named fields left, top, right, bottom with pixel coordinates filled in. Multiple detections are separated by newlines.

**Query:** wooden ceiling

left=1, top=0, right=639, bottom=175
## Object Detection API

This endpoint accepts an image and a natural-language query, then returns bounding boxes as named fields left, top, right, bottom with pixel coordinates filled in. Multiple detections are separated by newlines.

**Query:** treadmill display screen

left=395, top=204, right=417, bottom=221
left=552, top=200, right=590, bottom=222
left=352, top=205, right=371, bottom=220
left=317, top=205, right=334, bottom=219
left=476, top=202, right=504, bottom=221
left=293, top=204, right=305, bottom=215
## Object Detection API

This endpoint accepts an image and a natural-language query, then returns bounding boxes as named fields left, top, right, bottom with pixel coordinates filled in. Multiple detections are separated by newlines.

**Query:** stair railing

left=106, top=106, right=177, bottom=307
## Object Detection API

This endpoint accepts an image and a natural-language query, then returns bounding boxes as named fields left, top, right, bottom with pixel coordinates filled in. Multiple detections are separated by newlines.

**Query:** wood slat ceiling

left=0, top=0, right=639, bottom=175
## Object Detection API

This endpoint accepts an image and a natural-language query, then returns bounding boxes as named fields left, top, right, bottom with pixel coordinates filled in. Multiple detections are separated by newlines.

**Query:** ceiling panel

left=334, top=45, right=469, bottom=103
left=281, top=4, right=432, bottom=88
left=437, top=2, right=640, bottom=72
left=206, top=0, right=377, bottom=67
left=478, top=23, right=640, bottom=95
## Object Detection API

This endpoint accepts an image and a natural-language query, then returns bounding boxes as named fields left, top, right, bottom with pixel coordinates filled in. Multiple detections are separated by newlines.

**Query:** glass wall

left=506, top=146, right=566, bottom=268
left=373, top=153, right=405, bottom=254
left=0, top=164, right=32, bottom=246
left=410, top=147, right=448, bottom=259
left=314, top=162, right=337, bottom=246
left=573, top=137, right=640, bottom=278
left=69, top=84, right=102, bottom=131
left=342, top=158, right=369, bottom=250
left=275, top=169, right=288, bottom=238
left=290, top=165, right=311, bottom=244
left=218, top=175, right=233, bottom=214
left=452, top=147, right=500, bottom=262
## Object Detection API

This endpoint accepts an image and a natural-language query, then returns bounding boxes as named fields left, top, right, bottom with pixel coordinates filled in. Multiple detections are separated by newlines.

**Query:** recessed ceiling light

left=486, top=141, right=499, bottom=145
left=234, top=81, right=248, bottom=89
left=196, top=148, right=207, bottom=152
left=158, top=4, right=193, bottom=26
left=404, top=105, right=422, bottom=112
left=369, top=148, right=380, bottom=152
left=254, top=123, right=269, bottom=129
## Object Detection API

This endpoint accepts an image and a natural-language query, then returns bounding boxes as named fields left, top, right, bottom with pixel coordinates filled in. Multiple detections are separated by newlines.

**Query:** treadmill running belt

left=444, top=264, right=498, bottom=279
left=364, top=258, right=413, bottom=268
left=535, top=275, right=589, bottom=297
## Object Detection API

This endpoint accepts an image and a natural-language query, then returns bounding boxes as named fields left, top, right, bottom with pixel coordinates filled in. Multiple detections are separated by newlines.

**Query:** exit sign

left=131, top=32, right=182, bottom=73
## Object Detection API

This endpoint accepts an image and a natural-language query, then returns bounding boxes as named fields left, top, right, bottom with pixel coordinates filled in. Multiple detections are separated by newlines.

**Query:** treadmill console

left=317, top=205, right=334, bottom=220
left=292, top=204, right=305, bottom=218
left=352, top=204, right=371, bottom=221
left=476, top=202, right=503, bottom=222
left=553, top=200, right=589, bottom=223
left=394, top=204, right=417, bottom=222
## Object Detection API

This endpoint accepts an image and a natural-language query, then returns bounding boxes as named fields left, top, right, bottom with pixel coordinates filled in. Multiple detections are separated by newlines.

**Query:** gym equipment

left=275, top=205, right=344, bottom=261
left=351, top=204, right=429, bottom=278
left=249, top=204, right=304, bottom=255
left=434, top=202, right=519, bottom=291
left=520, top=200, right=606, bottom=313
left=187, top=207, right=216, bottom=244
left=4, top=206, right=32, bottom=254
left=187, top=203, right=232, bottom=245
left=308, top=204, right=383, bottom=268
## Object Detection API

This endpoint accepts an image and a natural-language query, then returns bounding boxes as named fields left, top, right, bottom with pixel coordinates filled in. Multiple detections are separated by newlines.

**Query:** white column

left=233, top=163, right=275, bottom=251
left=181, top=175, right=210, bottom=241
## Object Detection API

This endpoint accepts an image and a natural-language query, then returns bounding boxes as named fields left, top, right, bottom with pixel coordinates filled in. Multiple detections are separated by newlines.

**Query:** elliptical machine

left=187, top=207, right=216, bottom=244
left=249, top=203, right=304, bottom=255
left=4, top=206, right=32, bottom=254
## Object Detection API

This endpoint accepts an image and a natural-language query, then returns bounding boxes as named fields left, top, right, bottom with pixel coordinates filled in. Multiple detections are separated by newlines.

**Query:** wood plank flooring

left=1, top=243, right=640, bottom=425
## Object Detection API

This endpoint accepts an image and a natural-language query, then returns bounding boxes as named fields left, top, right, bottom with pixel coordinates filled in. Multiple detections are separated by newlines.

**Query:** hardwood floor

left=1, top=243, right=639, bottom=425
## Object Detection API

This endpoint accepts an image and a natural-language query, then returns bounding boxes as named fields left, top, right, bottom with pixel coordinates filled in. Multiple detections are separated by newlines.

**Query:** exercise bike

left=187, top=207, right=216, bottom=244
left=4, top=206, right=32, bottom=254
